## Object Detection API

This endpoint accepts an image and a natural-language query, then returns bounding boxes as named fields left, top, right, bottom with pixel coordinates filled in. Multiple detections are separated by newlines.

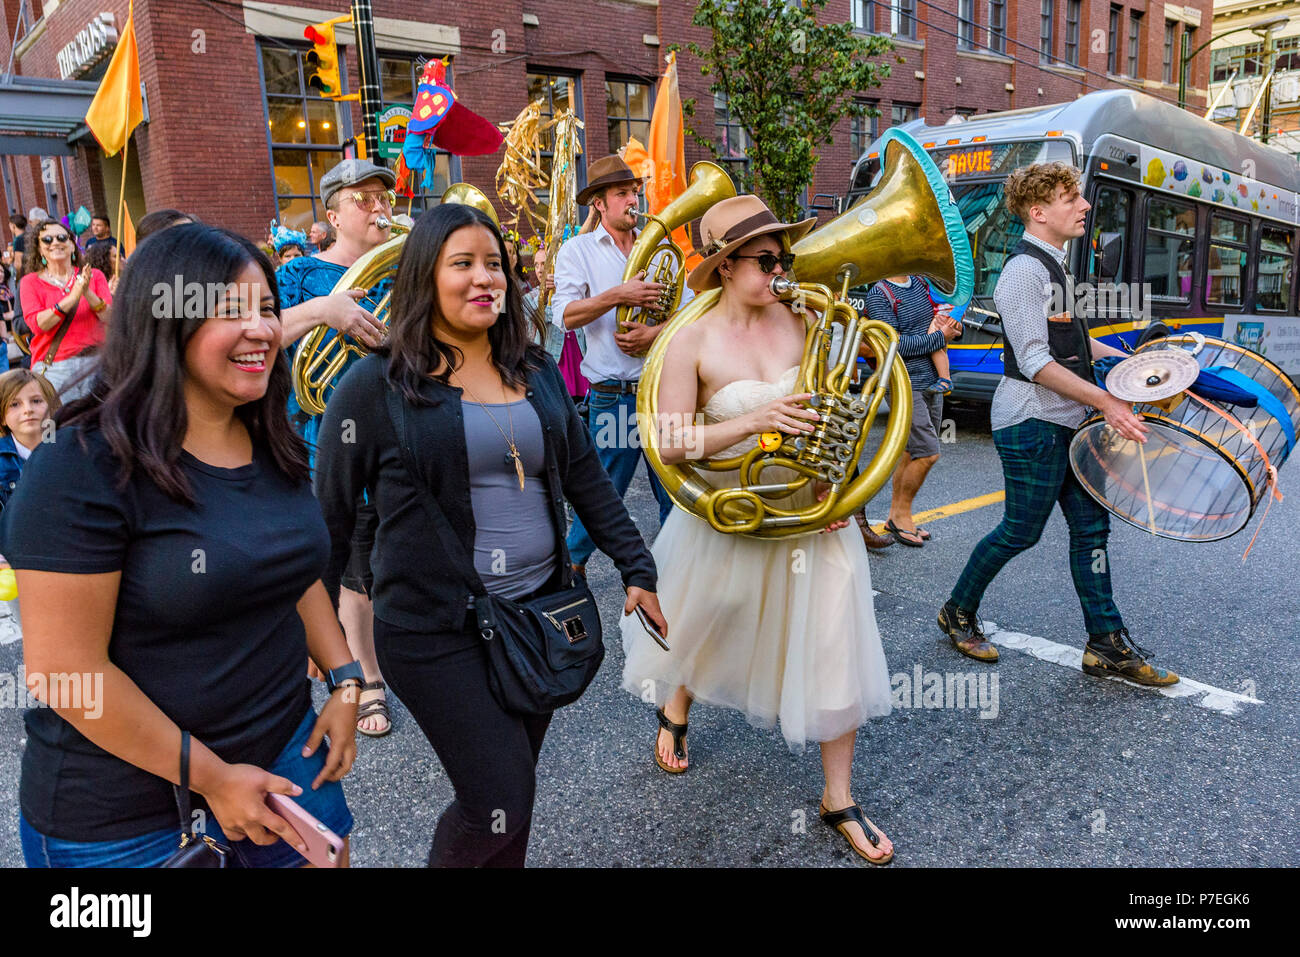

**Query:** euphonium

left=637, top=128, right=975, bottom=538
left=615, top=161, right=736, bottom=350
left=291, top=184, right=499, bottom=418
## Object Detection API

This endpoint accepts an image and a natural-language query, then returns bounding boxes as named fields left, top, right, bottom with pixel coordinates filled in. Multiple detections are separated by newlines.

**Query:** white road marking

left=983, top=621, right=1263, bottom=717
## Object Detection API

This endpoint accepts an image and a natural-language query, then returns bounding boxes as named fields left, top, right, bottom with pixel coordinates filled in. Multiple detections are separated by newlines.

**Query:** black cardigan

left=315, top=350, right=657, bottom=632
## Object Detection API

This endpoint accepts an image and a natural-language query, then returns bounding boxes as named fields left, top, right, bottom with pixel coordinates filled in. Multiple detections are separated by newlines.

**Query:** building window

left=850, top=101, right=879, bottom=160
left=527, top=70, right=586, bottom=204
left=714, top=93, right=752, bottom=187
left=1163, top=20, right=1177, bottom=84
left=1065, top=0, right=1081, bottom=66
left=1128, top=12, right=1142, bottom=76
left=958, top=0, right=976, bottom=50
left=892, top=1, right=916, bottom=41
left=1183, top=27, right=1196, bottom=86
left=1107, top=5, right=1121, bottom=74
left=605, top=77, right=652, bottom=155
left=891, top=102, right=919, bottom=127
left=259, top=42, right=347, bottom=232
left=987, top=1, right=1006, bottom=55
left=1040, top=1, right=1055, bottom=65
left=851, top=1, right=874, bottom=33
left=377, top=57, right=459, bottom=215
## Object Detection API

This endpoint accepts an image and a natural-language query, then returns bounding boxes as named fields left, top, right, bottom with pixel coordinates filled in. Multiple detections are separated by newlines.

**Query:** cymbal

left=1105, top=349, right=1201, bottom=403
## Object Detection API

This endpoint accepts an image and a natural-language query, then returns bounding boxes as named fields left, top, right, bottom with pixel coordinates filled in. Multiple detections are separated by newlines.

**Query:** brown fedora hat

left=686, top=195, right=816, bottom=292
left=576, top=155, right=644, bottom=206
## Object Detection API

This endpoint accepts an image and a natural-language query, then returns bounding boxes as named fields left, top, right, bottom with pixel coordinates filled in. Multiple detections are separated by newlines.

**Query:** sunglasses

left=348, top=189, right=396, bottom=212
left=40, top=234, right=71, bottom=245
left=730, top=251, right=796, bottom=275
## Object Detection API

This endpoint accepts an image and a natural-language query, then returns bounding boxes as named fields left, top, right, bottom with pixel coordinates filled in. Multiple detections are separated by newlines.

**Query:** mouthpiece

left=770, top=276, right=798, bottom=297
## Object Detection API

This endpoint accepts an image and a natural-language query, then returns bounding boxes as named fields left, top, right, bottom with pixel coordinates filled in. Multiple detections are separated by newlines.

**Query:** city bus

left=847, top=89, right=1300, bottom=401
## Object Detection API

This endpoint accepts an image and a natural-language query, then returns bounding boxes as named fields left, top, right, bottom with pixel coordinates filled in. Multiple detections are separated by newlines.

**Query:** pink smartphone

left=265, top=794, right=344, bottom=868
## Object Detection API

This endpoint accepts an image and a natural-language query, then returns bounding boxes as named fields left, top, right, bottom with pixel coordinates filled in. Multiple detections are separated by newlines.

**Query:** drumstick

left=1136, top=436, right=1158, bottom=534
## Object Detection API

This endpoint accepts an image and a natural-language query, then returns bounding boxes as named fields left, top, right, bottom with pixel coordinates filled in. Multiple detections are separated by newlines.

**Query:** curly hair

left=1004, top=162, right=1082, bottom=222
left=22, top=219, right=80, bottom=276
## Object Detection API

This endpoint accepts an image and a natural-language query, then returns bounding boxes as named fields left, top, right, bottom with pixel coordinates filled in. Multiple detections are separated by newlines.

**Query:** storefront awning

left=0, top=75, right=100, bottom=156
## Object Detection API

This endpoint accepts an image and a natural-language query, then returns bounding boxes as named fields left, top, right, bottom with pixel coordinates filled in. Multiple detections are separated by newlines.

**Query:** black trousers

left=374, top=614, right=552, bottom=868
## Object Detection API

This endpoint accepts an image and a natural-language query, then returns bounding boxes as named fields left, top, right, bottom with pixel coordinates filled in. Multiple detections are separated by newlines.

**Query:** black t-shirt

left=0, top=424, right=329, bottom=841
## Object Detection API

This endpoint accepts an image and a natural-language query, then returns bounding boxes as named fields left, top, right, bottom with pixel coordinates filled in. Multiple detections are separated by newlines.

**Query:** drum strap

left=1202, top=366, right=1296, bottom=459
left=1183, top=390, right=1283, bottom=561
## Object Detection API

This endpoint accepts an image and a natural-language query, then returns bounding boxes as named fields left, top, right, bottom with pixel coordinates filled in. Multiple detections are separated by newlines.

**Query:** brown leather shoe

left=1083, top=629, right=1179, bottom=687
left=938, top=600, right=999, bottom=662
left=855, top=512, right=893, bottom=550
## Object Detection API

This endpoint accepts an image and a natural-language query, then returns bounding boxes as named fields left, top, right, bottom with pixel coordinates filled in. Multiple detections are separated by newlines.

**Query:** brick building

left=0, top=0, right=1216, bottom=244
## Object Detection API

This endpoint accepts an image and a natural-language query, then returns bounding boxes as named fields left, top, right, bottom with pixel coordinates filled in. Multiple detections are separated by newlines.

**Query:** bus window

left=1087, top=186, right=1130, bottom=285
left=1143, top=198, right=1195, bottom=302
left=1207, top=215, right=1248, bottom=307
left=1256, top=226, right=1294, bottom=312
left=952, top=180, right=1023, bottom=298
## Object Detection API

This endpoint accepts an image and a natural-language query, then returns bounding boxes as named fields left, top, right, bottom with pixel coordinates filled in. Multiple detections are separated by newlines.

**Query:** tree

left=685, top=0, right=895, bottom=222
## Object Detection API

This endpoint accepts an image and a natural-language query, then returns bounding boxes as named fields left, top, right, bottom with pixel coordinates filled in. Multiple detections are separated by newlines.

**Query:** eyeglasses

left=40, top=234, right=71, bottom=245
left=348, top=189, right=396, bottom=212
left=730, top=252, right=796, bottom=275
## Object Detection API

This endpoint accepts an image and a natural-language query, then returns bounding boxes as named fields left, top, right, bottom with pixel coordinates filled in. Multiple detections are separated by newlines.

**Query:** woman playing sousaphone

left=620, top=195, right=895, bottom=865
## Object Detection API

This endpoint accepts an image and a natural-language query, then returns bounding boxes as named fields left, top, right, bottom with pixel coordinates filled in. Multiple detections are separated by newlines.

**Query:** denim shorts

left=20, top=709, right=353, bottom=868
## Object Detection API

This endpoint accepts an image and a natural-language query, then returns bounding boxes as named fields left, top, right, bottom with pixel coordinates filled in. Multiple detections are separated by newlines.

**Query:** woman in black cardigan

left=316, top=203, right=666, bottom=868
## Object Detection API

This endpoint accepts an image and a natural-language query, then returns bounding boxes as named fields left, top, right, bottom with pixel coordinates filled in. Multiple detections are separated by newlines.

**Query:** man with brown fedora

left=551, top=155, right=676, bottom=575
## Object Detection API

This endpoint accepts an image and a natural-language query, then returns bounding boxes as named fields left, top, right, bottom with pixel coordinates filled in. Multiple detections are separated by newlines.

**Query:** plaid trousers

left=951, top=418, right=1124, bottom=635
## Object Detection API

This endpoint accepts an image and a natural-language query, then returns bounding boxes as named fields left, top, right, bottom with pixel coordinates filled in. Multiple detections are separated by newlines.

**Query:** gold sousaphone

left=614, top=161, right=737, bottom=349
left=291, top=183, right=501, bottom=417
left=637, top=128, right=976, bottom=537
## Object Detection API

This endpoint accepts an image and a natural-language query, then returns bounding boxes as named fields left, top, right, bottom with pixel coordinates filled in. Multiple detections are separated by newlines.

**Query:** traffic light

left=304, top=17, right=347, bottom=97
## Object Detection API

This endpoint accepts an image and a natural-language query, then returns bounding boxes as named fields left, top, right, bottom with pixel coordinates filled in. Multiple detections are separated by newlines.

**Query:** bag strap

left=38, top=308, right=74, bottom=368
left=172, top=730, right=194, bottom=836
left=379, top=378, right=489, bottom=601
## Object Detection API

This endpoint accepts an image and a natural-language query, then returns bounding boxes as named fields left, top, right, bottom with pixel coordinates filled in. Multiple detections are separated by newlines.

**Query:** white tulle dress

left=620, top=367, right=892, bottom=753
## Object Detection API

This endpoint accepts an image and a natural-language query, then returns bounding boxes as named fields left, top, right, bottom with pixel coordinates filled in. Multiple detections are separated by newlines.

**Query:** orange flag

left=645, top=52, right=696, bottom=267
left=84, top=1, right=143, bottom=155
left=120, top=204, right=137, bottom=257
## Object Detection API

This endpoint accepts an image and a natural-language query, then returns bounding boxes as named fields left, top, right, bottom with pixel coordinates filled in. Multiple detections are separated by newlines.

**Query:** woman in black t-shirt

left=2, top=225, right=361, bottom=867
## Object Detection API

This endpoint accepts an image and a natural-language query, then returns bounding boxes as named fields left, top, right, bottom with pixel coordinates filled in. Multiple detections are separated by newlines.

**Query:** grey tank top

left=461, top=397, right=558, bottom=599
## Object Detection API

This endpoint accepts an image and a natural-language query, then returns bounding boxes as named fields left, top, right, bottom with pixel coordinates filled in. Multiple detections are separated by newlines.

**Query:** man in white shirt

left=550, top=155, right=676, bottom=575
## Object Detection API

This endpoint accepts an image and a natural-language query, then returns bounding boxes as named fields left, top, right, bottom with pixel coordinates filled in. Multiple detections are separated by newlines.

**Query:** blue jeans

left=951, top=418, right=1123, bottom=635
left=20, top=708, right=353, bottom=868
left=566, top=385, right=673, bottom=567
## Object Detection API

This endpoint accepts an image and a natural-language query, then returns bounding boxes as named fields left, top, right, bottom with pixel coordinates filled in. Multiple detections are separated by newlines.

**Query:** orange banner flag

left=645, top=53, right=696, bottom=266
left=85, top=0, right=143, bottom=155
left=120, top=203, right=137, bottom=258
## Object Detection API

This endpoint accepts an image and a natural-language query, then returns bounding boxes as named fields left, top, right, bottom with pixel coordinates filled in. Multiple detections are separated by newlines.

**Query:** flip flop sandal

left=356, top=680, right=392, bottom=738
left=885, top=519, right=924, bottom=548
left=653, top=708, right=689, bottom=774
left=917, top=527, right=932, bottom=541
left=819, top=802, right=893, bottom=866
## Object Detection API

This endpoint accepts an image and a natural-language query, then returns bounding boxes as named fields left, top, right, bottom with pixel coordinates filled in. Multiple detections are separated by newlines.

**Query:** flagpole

left=115, top=138, right=129, bottom=260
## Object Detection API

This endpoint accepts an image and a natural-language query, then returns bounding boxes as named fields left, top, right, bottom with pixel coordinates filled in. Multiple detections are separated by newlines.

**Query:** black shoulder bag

left=161, top=731, right=230, bottom=868
left=382, top=381, right=604, bottom=716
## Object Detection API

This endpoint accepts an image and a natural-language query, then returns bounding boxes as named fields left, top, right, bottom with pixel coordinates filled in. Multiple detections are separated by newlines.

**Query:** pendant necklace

left=454, top=372, right=525, bottom=491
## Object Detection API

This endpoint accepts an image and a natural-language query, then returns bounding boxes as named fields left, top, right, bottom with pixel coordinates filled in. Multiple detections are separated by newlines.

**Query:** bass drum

left=1069, top=334, right=1299, bottom=542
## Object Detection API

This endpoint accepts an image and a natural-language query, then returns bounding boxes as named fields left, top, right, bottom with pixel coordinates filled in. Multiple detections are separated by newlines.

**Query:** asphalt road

left=1, top=400, right=1296, bottom=867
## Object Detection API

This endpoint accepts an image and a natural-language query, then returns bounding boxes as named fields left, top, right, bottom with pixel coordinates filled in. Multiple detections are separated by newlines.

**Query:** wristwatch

left=324, top=660, right=365, bottom=694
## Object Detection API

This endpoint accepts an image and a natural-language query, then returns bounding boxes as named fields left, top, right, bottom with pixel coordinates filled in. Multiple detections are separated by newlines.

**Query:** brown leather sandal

left=653, top=708, right=689, bottom=774
left=356, top=680, right=392, bottom=738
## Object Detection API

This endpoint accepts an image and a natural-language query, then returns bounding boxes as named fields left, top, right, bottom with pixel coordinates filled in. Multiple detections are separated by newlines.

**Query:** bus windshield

left=932, top=139, right=1076, bottom=300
